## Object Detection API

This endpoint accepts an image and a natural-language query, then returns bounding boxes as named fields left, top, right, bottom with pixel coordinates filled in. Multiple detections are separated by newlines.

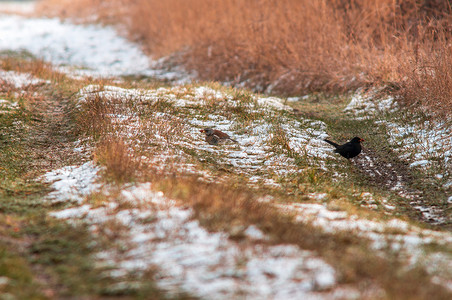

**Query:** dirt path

left=354, top=138, right=450, bottom=229
left=26, top=93, right=81, bottom=173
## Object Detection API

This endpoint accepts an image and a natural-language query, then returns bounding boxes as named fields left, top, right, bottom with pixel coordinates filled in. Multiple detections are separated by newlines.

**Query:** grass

left=1, top=44, right=450, bottom=299
left=94, top=136, right=142, bottom=184
left=295, top=92, right=451, bottom=226
left=73, top=79, right=451, bottom=298
left=0, top=55, right=181, bottom=299
left=37, top=0, right=452, bottom=118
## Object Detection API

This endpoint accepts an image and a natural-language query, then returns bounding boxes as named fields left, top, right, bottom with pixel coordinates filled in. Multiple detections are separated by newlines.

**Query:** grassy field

left=0, top=1, right=451, bottom=298
left=37, top=0, right=452, bottom=118
left=0, top=54, right=182, bottom=299
left=0, top=48, right=451, bottom=297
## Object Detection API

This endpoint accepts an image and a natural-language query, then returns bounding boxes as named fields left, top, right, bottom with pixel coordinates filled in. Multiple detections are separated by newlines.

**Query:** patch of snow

left=0, top=98, right=18, bottom=113
left=0, top=14, right=190, bottom=81
left=257, top=96, right=291, bottom=110
left=409, top=160, right=430, bottom=168
left=43, top=161, right=102, bottom=204
left=0, top=1, right=36, bottom=14
left=0, top=276, right=10, bottom=287
left=287, top=96, right=302, bottom=102
left=76, top=84, right=334, bottom=187
left=308, top=193, right=328, bottom=201
left=345, top=88, right=396, bottom=118
left=274, top=200, right=452, bottom=290
left=244, top=225, right=268, bottom=241
left=346, top=88, right=451, bottom=224
left=346, top=89, right=451, bottom=179
left=384, top=120, right=451, bottom=172
left=50, top=182, right=345, bottom=299
left=0, top=69, right=48, bottom=88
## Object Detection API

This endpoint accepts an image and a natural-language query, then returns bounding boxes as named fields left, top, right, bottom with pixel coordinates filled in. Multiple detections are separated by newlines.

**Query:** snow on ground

left=44, top=161, right=101, bottom=204
left=0, top=69, right=48, bottom=88
left=0, top=69, right=49, bottom=113
left=346, top=88, right=451, bottom=178
left=0, top=14, right=190, bottom=81
left=272, top=197, right=452, bottom=291
left=76, top=84, right=333, bottom=187
left=383, top=119, right=451, bottom=175
left=47, top=166, right=358, bottom=299
left=346, top=88, right=451, bottom=224
left=0, top=1, right=36, bottom=15
left=0, top=98, right=18, bottom=113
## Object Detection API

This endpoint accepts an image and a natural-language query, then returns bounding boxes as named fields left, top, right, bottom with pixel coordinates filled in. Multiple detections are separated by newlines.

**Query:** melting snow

left=0, top=1, right=36, bottom=14
left=0, top=14, right=189, bottom=81
left=43, top=161, right=102, bottom=203
left=345, top=89, right=451, bottom=224
left=76, top=84, right=334, bottom=187
left=0, top=98, right=18, bottom=113
left=346, top=89, right=451, bottom=176
left=273, top=200, right=452, bottom=289
left=49, top=175, right=346, bottom=299
left=0, top=69, right=48, bottom=88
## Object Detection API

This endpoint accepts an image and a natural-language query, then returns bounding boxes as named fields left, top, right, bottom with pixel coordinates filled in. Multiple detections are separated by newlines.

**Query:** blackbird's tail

left=324, top=139, right=339, bottom=148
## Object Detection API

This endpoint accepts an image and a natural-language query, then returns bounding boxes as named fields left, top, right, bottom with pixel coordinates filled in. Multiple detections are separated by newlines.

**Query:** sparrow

left=200, top=128, right=238, bottom=145
left=324, top=137, right=364, bottom=159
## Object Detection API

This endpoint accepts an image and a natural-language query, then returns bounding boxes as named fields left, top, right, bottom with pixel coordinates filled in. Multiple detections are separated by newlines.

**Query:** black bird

left=324, top=137, right=364, bottom=159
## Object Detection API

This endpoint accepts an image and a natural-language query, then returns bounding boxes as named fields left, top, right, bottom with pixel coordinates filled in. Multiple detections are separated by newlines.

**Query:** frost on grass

left=50, top=182, right=355, bottom=299
left=77, top=84, right=333, bottom=187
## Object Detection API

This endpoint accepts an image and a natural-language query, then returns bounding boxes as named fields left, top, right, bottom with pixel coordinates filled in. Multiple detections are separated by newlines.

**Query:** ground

left=0, top=3, right=451, bottom=300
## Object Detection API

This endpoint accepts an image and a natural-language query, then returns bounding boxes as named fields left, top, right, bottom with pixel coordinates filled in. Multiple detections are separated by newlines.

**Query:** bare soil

left=354, top=147, right=450, bottom=229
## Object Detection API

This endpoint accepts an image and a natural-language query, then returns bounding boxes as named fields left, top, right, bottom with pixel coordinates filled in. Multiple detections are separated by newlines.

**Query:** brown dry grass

left=153, top=176, right=451, bottom=300
left=37, top=0, right=452, bottom=116
left=74, top=82, right=452, bottom=299
left=94, top=136, right=141, bottom=184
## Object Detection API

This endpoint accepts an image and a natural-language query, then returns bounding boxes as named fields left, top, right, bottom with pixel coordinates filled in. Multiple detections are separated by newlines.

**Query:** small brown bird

left=324, top=137, right=364, bottom=159
left=200, top=128, right=238, bottom=145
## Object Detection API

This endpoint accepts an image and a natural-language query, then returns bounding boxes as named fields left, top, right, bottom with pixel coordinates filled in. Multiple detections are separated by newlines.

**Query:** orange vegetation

left=37, top=0, right=452, bottom=116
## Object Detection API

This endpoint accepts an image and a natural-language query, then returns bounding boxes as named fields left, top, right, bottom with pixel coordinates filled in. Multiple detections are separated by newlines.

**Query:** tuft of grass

left=94, top=136, right=141, bottom=184
left=76, top=93, right=113, bottom=139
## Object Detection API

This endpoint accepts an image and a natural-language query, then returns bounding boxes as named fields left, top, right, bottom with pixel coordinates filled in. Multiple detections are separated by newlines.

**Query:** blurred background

left=14, top=0, right=452, bottom=117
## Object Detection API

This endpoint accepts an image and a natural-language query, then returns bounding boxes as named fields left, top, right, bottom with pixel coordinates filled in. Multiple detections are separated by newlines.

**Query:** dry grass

left=0, top=56, right=63, bottom=82
left=70, top=80, right=452, bottom=298
left=37, top=0, right=452, bottom=116
left=94, top=136, right=141, bottom=184
left=76, top=93, right=113, bottom=138
left=153, top=176, right=451, bottom=300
